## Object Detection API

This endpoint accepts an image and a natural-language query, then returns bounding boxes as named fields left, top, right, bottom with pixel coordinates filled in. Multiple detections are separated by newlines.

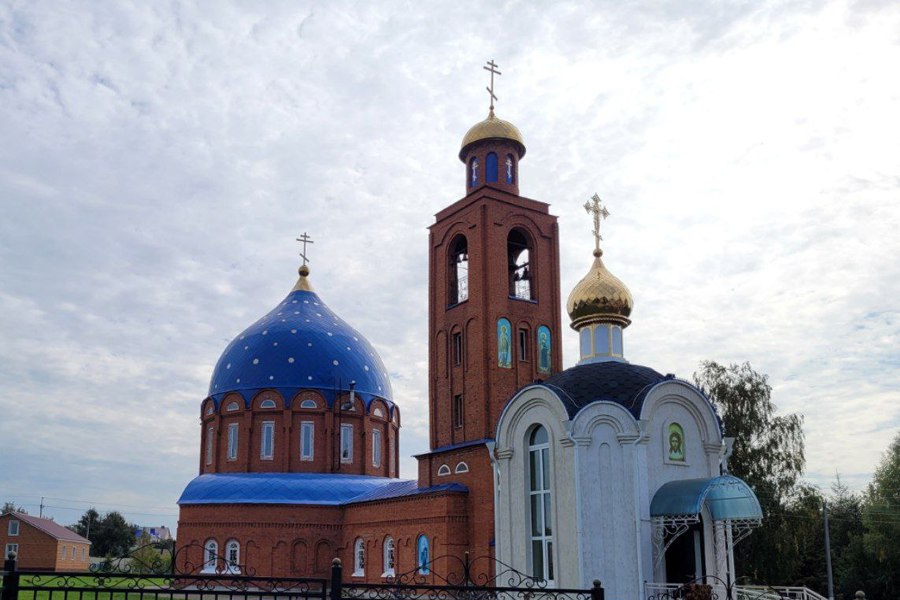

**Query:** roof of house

left=177, top=473, right=467, bottom=506
left=2, top=512, right=90, bottom=544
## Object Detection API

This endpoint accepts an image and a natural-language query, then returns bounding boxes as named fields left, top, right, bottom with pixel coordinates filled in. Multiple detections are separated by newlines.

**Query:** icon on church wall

left=667, top=423, right=685, bottom=462
left=417, top=535, right=430, bottom=574
left=470, top=158, right=479, bottom=187
left=505, top=155, right=514, bottom=183
left=537, top=326, right=551, bottom=374
left=497, top=318, right=512, bottom=368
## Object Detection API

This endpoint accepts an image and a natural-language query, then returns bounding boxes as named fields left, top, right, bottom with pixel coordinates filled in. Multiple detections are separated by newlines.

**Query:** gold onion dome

left=459, top=109, right=526, bottom=161
left=567, top=248, right=633, bottom=330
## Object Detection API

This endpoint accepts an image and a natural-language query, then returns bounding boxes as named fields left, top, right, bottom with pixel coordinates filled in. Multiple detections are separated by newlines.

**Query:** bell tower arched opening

left=448, top=234, right=469, bottom=305
left=508, top=228, right=533, bottom=301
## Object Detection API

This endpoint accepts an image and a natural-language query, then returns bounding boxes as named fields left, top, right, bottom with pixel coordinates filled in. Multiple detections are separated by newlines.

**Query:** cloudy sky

left=1, top=0, right=898, bottom=532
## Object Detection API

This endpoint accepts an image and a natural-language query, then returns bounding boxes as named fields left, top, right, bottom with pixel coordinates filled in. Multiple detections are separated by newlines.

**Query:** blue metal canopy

left=650, top=475, right=763, bottom=522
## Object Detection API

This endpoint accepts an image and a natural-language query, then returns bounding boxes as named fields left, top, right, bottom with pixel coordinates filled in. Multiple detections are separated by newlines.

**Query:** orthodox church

left=176, top=69, right=763, bottom=600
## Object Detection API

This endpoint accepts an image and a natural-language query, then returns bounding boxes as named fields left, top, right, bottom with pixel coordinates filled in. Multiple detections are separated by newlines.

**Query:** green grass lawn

left=15, top=575, right=168, bottom=600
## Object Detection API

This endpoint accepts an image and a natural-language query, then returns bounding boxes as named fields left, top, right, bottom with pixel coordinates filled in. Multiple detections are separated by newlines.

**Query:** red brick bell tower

left=426, top=108, right=562, bottom=450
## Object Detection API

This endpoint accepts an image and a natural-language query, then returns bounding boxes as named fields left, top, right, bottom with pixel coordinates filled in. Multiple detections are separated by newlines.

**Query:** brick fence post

left=854, top=592, right=866, bottom=599
left=330, top=558, right=342, bottom=600
left=2, top=552, right=19, bottom=600
left=590, top=579, right=605, bottom=600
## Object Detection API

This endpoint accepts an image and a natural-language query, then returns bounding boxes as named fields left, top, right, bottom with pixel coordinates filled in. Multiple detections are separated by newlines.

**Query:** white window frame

left=260, top=421, right=275, bottom=460
left=81, top=547, right=86, bottom=561
left=382, top=536, right=395, bottom=577
left=60, top=545, right=66, bottom=560
left=437, top=464, right=451, bottom=476
left=71, top=546, right=76, bottom=560
left=372, top=429, right=382, bottom=467
left=205, top=426, right=214, bottom=465
left=353, top=538, right=365, bottom=576
left=528, top=426, right=554, bottom=582
left=8, top=520, right=19, bottom=536
left=227, top=423, right=239, bottom=460
left=455, top=462, right=469, bottom=474
left=300, top=421, right=315, bottom=461
left=226, top=540, right=241, bottom=573
left=5, top=543, right=18, bottom=556
left=340, top=424, right=354, bottom=464
left=300, top=399, right=317, bottom=409
left=203, top=539, right=218, bottom=573
left=260, top=399, right=277, bottom=409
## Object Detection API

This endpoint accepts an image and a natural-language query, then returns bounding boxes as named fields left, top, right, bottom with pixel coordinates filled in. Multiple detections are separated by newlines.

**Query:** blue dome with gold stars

left=208, top=266, right=393, bottom=409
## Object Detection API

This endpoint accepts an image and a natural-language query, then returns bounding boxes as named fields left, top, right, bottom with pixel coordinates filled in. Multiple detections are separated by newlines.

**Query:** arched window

left=382, top=536, right=395, bottom=577
left=455, top=462, right=469, bottom=474
left=300, top=399, right=317, bottom=409
left=260, top=399, right=277, bottom=409
left=528, top=426, right=553, bottom=582
left=508, top=229, right=533, bottom=300
left=469, top=157, right=479, bottom=187
left=437, top=464, right=451, bottom=476
left=353, top=538, right=365, bottom=576
left=226, top=540, right=240, bottom=573
left=416, top=535, right=430, bottom=574
left=505, top=154, right=515, bottom=184
left=486, top=152, right=499, bottom=182
left=448, top=235, right=469, bottom=305
left=373, top=407, right=384, bottom=418
left=203, top=539, right=218, bottom=573
left=226, top=401, right=240, bottom=412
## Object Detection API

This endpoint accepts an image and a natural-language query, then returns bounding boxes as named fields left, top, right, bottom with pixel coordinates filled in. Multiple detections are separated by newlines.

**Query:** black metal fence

left=2, top=547, right=603, bottom=600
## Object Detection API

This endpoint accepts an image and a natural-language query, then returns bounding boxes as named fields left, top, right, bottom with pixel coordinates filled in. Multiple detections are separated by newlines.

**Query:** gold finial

left=296, top=232, right=314, bottom=267
left=583, top=193, right=610, bottom=257
left=483, top=59, right=501, bottom=114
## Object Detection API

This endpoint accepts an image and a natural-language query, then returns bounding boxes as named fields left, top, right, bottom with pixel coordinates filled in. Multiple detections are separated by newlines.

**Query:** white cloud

left=1, top=0, right=898, bottom=530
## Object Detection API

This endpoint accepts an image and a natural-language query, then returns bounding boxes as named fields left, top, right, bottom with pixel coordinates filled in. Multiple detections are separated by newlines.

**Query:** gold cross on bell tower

left=584, top=193, right=610, bottom=257
left=296, top=232, right=314, bottom=267
left=483, top=59, right=501, bottom=113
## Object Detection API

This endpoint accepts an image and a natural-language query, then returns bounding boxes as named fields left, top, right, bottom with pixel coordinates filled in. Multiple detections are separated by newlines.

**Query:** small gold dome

left=459, top=110, right=526, bottom=161
left=567, top=250, right=633, bottom=329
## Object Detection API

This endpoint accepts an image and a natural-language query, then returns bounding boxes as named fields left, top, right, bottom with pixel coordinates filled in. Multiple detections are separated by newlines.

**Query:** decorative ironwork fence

left=1, top=543, right=327, bottom=600
left=2, top=547, right=603, bottom=600
left=337, top=553, right=604, bottom=600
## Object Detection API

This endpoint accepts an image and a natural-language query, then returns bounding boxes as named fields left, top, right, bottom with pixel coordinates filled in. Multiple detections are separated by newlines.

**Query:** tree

left=72, top=508, right=136, bottom=557
left=693, top=361, right=806, bottom=585
left=858, top=432, right=900, bottom=599
left=2, top=502, right=27, bottom=514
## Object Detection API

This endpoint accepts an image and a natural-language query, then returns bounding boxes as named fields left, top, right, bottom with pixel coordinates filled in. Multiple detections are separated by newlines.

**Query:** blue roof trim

left=347, top=481, right=468, bottom=504
left=208, top=289, right=393, bottom=403
left=414, top=438, right=493, bottom=458
left=178, top=473, right=466, bottom=507
left=650, top=475, right=763, bottom=522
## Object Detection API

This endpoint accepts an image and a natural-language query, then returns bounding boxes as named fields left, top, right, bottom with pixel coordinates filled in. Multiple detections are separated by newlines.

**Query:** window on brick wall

left=353, top=538, right=365, bottom=576
left=300, top=421, right=314, bottom=461
left=341, top=424, right=354, bottom=463
left=452, top=394, right=464, bottom=428
left=382, top=536, right=395, bottom=577
left=203, top=539, right=218, bottom=573
left=60, top=545, right=66, bottom=560
left=372, top=429, right=382, bottom=467
left=5, top=544, right=18, bottom=557
left=518, top=328, right=529, bottom=361
left=453, top=332, right=463, bottom=366
left=260, top=421, right=275, bottom=460
left=205, top=426, right=214, bottom=465
left=227, top=423, right=239, bottom=460
left=8, top=520, right=19, bottom=536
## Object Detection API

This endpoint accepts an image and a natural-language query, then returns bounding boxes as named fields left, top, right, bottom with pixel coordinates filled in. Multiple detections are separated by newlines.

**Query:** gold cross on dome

left=483, top=59, right=502, bottom=112
left=296, top=232, right=314, bottom=266
left=584, top=193, right=610, bottom=254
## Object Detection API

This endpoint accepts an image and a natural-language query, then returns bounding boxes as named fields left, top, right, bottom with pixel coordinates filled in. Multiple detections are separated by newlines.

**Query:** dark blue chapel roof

left=208, top=287, right=393, bottom=409
left=540, top=360, right=669, bottom=418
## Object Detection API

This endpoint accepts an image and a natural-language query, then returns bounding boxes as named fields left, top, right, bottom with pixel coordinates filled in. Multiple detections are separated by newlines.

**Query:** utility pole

left=824, top=500, right=835, bottom=600
left=39, top=497, right=44, bottom=518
